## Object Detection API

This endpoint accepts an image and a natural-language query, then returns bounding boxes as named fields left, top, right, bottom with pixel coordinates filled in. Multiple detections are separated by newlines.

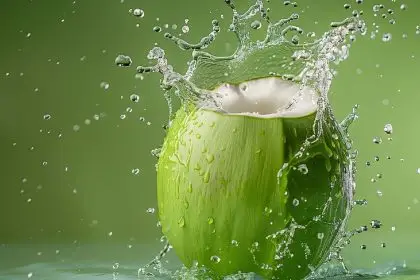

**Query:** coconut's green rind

left=157, top=106, right=290, bottom=276
left=157, top=104, right=351, bottom=279
left=278, top=113, right=352, bottom=279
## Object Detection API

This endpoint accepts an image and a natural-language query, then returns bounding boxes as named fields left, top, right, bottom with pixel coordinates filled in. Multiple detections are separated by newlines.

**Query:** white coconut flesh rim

left=212, top=77, right=318, bottom=118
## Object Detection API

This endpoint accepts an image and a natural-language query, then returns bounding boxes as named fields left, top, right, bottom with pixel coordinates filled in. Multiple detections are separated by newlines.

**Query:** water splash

left=133, top=0, right=368, bottom=278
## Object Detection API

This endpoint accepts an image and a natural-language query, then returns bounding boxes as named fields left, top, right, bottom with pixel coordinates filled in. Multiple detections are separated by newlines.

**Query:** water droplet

left=400, top=4, right=407, bottom=10
left=291, top=35, right=299, bottom=44
left=43, top=114, right=51, bottom=120
left=207, top=217, right=214, bottom=224
left=360, top=244, right=367, bottom=249
left=132, top=8, right=144, bottom=18
left=115, top=54, right=132, bottom=67
left=153, top=26, right=162, bottom=32
left=110, top=262, right=120, bottom=270
left=389, top=19, right=396, bottom=25
left=231, top=240, right=239, bottom=247
left=416, top=168, right=420, bottom=174
left=100, top=82, right=110, bottom=90
left=210, top=255, right=221, bottom=263
left=251, top=241, right=260, bottom=252
left=297, top=164, right=308, bottom=174
left=203, top=171, right=210, bottom=183
left=391, top=226, right=396, bottom=231
left=376, top=190, right=383, bottom=197
left=178, top=216, right=185, bottom=228
left=28, top=272, right=33, bottom=279
left=108, top=231, right=113, bottom=236
left=382, top=33, right=392, bottom=42
left=112, top=262, right=119, bottom=270
left=344, top=3, right=351, bottom=9
left=371, top=220, right=382, bottom=229
left=264, top=207, right=273, bottom=216
left=182, top=25, right=190, bottom=33
left=373, top=137, right=382, bottom=144
left=206, top=154, right=215, bottom=163
left=292, top=198, right=300, bottom=206
left=317, top=232, right=324, bottom=239
left=381, top=242, right=386, bottom=248
left=250, top=20, right=262, bottom=30
left=359, top=225, right=368, bottom=232
left=354, top=200, right=368, bottom=207
left=372, top=5, right=381, bottom=12
left=307, top=31, right=316, bottom=38
left=73, top=124, right=80, bottom=132
left=146, top=207, right=155, bottom=214
left=384, top=123, right=393, bottom=134
left=130, top=94, right=140, bottom=103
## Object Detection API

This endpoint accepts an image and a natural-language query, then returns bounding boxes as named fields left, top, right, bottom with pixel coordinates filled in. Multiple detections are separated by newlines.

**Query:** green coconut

left=156, top=77, right=352, bottom=279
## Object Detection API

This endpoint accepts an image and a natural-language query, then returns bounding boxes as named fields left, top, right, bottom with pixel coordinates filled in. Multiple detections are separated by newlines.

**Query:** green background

left=1, top=0, right=419, bottom=273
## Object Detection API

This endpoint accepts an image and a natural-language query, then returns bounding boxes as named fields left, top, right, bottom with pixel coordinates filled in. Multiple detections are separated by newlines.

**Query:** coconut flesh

left=214, top=77, right=318, bottom=118
left=157, top=76, right=348, bottom=279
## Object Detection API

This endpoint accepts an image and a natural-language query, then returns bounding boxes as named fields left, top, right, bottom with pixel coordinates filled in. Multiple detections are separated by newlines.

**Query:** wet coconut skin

left=157, top=77, right=351, bottom=279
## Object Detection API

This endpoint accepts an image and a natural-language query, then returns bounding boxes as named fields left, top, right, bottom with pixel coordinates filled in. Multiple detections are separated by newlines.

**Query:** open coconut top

left=212, top=77, right=318, bottom=118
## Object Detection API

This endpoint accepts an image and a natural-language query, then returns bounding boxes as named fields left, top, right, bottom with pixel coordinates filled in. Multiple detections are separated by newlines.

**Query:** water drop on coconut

left=178, top=216, right=185, bottom=228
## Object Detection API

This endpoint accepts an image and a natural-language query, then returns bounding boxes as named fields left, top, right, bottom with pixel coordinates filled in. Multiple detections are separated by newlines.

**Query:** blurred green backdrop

left=1, top=0, right=419, bottom=272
